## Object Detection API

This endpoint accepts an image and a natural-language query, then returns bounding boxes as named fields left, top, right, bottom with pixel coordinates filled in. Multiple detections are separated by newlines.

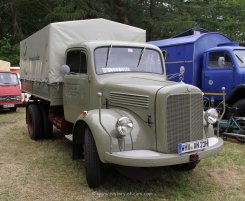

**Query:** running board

left=223, top=132, right=245, bottom=138
left=65, top=134, right=73, bottom=142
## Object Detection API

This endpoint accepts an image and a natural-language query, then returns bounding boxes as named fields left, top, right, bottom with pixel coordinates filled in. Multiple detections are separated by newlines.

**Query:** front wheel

left=10, top=107, right=16, bottom=112
left=235, top=120, right=245, bottom=143
left=84, top=128, right=104, bottom=188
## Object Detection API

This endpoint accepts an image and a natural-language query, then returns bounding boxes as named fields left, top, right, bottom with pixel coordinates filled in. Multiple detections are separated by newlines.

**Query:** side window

left=66, top=50, right=87, bottom=73
left=208, top=52, right=232, bottom=68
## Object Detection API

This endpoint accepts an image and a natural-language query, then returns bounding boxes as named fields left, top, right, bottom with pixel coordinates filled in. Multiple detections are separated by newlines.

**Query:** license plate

left=178, top=139, right=209, bottom=154
left=3, top=104, right=15, bottom=108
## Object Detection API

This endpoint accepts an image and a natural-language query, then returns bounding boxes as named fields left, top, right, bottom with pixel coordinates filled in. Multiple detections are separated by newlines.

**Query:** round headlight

left=116, top=117, right=133, bottom=136
left=205, top=108, right=219, bottom=124
left=16, top=95, right=22, bottom=101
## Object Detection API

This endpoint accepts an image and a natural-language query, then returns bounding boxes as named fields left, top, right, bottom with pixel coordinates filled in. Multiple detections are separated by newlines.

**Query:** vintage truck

left=20, top=19, right=223, bottom=188
left=150, top=29, right=245, bottom=116
left=0, top=60, right=22, bottom=111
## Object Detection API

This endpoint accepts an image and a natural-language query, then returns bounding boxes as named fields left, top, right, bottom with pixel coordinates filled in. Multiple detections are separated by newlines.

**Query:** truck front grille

left=166, top=93, right=203, bottom=153
left=0, top=96, right=20, bottom=102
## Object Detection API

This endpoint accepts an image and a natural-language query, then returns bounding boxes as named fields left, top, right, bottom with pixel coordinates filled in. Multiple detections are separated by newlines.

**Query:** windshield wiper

left=137, top=46, right=146, bottom=67
left=105, top=44, right=112, bottom=68
left=2, top=82, right=13, bottom=85
left=235, top=54, right=244, bottom=63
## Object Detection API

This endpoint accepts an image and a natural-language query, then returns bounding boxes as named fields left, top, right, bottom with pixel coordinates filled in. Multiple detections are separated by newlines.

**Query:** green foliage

left=1, top=0, right=245, bottom=64
left=0, top=38, right=19, bottom=66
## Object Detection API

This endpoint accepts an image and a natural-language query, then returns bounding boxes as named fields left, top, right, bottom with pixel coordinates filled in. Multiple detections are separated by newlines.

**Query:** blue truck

left=150, top=29, right=245, bottom=115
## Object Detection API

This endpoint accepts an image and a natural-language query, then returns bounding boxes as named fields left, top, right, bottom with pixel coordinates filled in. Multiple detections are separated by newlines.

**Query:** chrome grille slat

left=0, top=96, right=16, bottom=102
left=190, top=94, right=203, bottom=141
left=109, top=92, right=149, bottom=108
left=166, top=93, right=203, bottom=153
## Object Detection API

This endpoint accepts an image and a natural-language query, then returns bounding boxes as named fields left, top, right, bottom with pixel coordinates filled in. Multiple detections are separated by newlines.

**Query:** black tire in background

left=27, top=104, right=43, bottom=140
left=232, top=99, right=245, bottom=116
left=10, top=107, right=16, bottom=112
left=84, top=128, right=104, bottom=188
left=40, top=104, right=53, bottom=138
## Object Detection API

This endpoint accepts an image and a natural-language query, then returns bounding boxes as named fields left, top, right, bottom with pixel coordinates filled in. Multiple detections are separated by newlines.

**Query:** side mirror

left=60, top=65, right=70, bottom=75
left=162, top=50, right=167, bottom=60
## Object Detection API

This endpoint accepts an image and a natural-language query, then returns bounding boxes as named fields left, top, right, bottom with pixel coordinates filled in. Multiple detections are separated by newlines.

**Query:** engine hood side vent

left=109, top=92, right=150, bottom=108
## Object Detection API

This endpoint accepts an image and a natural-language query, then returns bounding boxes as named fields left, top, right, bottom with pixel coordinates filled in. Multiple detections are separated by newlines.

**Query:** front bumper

left=105, top=137, right=223, bottom=167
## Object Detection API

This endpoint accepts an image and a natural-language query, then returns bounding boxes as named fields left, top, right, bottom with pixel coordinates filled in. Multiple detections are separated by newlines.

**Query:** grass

left=0, top=108, right=244, bottom=201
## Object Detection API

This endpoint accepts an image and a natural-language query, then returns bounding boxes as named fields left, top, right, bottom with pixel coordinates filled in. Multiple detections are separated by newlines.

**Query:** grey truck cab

left=20, top=19, right=223, bottom=188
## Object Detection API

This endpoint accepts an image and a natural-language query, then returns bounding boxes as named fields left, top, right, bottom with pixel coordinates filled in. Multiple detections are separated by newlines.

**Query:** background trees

left=0, top=0, right=245, bottom=65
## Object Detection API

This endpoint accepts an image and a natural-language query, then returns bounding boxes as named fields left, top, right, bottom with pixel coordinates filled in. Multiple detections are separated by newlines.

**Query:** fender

left=226, top=84, right=245, bottom=105
left=72, top=108, right=156, bottom=163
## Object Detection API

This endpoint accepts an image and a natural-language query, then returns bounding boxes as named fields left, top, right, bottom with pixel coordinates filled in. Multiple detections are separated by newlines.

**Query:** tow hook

left=190, top=153, right=200, bottom=162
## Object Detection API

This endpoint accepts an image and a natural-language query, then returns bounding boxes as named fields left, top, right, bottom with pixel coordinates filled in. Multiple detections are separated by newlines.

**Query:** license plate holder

left=178, top=139, right=209, bottom=154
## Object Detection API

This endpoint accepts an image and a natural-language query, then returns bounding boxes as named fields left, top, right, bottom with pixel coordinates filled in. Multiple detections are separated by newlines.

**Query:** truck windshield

left=0, top=72, right=19, bottom=85
left=234, top=50, right=245, bottom=67
left=94, top=46, right=163, bottom=74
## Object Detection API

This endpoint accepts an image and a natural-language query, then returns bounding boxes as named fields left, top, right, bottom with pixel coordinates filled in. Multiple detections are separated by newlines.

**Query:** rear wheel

left=84, top=128, right=104, bottom=188
left=40, top=105, right=53, bottom=138
left=27, top=104, right=43, bottom=140
left=235, top=120, right=245, bottom=143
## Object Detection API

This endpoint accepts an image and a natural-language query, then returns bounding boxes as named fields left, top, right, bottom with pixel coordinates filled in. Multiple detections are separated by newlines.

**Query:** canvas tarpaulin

left=20, top=18, right=146, bottom=83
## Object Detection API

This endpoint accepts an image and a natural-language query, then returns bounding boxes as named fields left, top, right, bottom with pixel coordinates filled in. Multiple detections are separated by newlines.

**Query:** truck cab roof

left=0, top=70, right=17, bottom=74
left=206, top=46, right=245, bottom=53
left=149, top=32, right=231, bottom=48
left=67, top=40, right=159, bottom=50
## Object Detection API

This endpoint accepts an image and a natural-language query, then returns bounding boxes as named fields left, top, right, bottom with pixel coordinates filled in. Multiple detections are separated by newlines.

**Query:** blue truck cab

left=150, top=32, right=245, bottom=114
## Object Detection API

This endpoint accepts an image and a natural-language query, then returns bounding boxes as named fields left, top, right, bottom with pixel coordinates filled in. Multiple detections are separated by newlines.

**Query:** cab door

left=202, top=51, right=234, bottom=100
left=63, top=49, right=90, bottom=123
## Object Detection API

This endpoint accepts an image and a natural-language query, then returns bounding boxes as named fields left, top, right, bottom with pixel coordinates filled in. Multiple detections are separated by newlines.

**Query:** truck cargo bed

left=22, top=80, right=63, bottom=105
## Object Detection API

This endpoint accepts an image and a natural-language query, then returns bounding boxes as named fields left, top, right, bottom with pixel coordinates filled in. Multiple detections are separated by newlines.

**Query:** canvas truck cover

left=20, top=18, right=146, bottom=83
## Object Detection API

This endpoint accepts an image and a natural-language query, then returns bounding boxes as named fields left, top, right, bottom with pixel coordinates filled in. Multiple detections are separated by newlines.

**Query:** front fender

left=75, top=108, right=156, bottom=163
left=226, top=84, right=245, bottom=105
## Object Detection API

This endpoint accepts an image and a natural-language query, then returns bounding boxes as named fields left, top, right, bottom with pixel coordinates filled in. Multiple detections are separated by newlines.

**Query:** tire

left=27, top=104, right=43, bottom=140
left=84, top=128, right=104, bottom=188
left=232, top=99, right=245, bottom=116
left=235, top=120, right=245, bottom=143
left=40, top=105, right=53, bottom=138
left=10, top=107, right=16, bottom=112
left=175, top=162, right=198, bottom=171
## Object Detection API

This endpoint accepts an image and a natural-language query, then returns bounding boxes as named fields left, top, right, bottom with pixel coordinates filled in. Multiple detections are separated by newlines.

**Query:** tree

left=1, top=0, right=245, bottom=65
left=0, top=38, right=19, bottom=65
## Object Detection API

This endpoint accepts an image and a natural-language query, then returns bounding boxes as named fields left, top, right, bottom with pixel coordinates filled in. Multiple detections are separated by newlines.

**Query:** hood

left=101, top=74, right=176, bottom=96
left=0, top=85, right=21, bottom=96
left=100, top=74, right=199, bottom=123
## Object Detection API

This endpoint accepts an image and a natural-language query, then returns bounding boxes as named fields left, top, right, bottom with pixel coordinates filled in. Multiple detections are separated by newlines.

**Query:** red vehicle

left=0, top=71, right=22, bottom=111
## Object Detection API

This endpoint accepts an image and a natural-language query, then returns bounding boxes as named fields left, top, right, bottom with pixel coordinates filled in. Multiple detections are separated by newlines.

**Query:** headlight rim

left=115, top=116, right=133, bottom=137
left=205, top=108, right=219, bottom=125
